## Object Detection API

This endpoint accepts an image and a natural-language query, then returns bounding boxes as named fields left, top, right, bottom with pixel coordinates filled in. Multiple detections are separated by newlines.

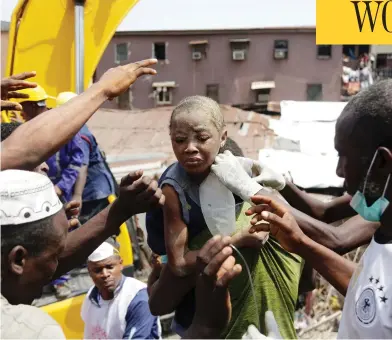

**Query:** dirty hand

left=211, top=151, right=263, bottom=202
left=245, top=196, right=306, bottom=254
left=1, top=71, right=37, bottom=100
left=54, top=185, right=63, bottom=197
left=64, top=200, right=81, bottom=230
left=236, top=157, right=286, bottom=191
left=1, top=72, right=37, bottom=111
left=232, top=226, right=269, bottom=249
left=98, top=59, right=157, bottom=99
left=189, top=235, right=242, bottom=338
left=242, top=311, right=282, bottom=339
left=115, top=170, right=165, bottom=221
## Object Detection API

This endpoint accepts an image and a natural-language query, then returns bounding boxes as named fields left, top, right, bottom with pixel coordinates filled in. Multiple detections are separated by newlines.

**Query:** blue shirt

left=47, top=132, right=85, bottom=202
left=79, top=125, right=115, bottom=201
left=145, top=162, right=244, bottom=332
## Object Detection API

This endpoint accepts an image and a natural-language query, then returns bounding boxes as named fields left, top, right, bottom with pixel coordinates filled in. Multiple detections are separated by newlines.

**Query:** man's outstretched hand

left=246, top=195, right=306, bottom=254
left=98, top=59, right=157, bottom=99
left=1, top=71, right=37, bottom=111
left=185, top=235, right=242, bottom=339
left=113, top=170, right=165, bottom=222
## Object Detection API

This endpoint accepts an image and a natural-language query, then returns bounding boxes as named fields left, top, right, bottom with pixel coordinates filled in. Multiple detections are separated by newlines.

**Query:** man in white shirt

left=213, top=79, right=392, bottom=338
left=82, top=242, right=161, bottom=339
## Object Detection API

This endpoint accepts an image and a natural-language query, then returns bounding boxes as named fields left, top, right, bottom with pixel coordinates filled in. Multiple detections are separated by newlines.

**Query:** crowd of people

left=0, top=59, right=391, bottom=339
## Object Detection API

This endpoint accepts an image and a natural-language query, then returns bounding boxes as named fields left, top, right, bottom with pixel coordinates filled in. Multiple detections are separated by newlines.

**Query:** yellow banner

left=317, top=0, right=392, bottom=44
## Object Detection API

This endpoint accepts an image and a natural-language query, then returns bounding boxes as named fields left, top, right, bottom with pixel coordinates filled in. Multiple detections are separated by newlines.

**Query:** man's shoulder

left=123, top=277, right=147, bottom=293
left=1, top=303, right=65, bottom=339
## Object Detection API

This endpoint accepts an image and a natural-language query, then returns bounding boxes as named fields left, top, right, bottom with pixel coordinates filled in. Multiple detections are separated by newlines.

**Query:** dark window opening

left=274, top=40, right=288, bottom=60
left=206, top=84, right=219, bottom=103
left=317, top=45, right=332, bottom=59
left=307, top=84, right=323, bottom=101
left=115, top=43, right=128, bottom=63
left=154, top=43, right=166, bottom=60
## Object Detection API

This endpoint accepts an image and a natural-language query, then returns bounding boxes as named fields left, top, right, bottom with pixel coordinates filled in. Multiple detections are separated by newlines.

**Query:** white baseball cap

left=88, top=242, right=120, bottom=262
left=0, top=170, right=62, bottom=225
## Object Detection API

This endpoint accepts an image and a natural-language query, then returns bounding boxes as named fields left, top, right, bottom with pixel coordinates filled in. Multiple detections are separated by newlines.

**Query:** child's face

left=170, top=110, right=227, bottom=175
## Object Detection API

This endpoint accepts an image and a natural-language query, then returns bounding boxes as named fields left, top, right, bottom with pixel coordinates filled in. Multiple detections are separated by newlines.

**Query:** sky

left=1, top=0, right=17, bottom=21
left=1, top=0, right=315, bottom=30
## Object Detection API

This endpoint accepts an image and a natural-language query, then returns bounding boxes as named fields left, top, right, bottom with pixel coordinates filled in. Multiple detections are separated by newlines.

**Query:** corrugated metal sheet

left=87, top=105, right=274, bottom=178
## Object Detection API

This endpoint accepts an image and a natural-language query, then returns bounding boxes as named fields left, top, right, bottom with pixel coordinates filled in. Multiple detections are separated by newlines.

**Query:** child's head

left=170, top=96, right=227, bottom=175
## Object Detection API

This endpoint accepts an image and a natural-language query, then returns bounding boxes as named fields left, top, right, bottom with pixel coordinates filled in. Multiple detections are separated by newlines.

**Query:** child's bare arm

left=148, top=264, right=197, bottom=316
left=162, top=185, right=199, bottom=276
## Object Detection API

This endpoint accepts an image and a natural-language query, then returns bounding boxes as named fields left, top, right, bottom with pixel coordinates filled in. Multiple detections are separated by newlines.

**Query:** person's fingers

left=1, top=100, right=23, bottom=111
left=197, top=235, right=226, bottom=273
left=216, top=264, right=242, bottom=288
left=216, top=255, right=236, bottom=279
left=130, top=59, right=158, bottom=69
left=250, top=195, right=288, bottom=218
left=137, top=179, right=158, bottom=200
left=205, top=235, right=232, bottom=263
left=69, top=218, right=80, bottom=230
left=120, top=170, right=143, bottom=187
left=203, top=246, right=233, bottom=277
left=9, top=71, right=37, bottom=80
left=133, top=67, right=157, bottom=78
left=7, top=91, right=29, bottom=99
left=6, top=79, right=37, bottom=90
left=158, top=193, right=165, bottom=206
left=66, top=200, right=81, bottom=209
left=245, top=203, right=271, bottom=215
left=265, top=311, right=282, bottom=339
left=147, top=187, right=163, bottom=205
left=249, top=222, right=271, bottom=234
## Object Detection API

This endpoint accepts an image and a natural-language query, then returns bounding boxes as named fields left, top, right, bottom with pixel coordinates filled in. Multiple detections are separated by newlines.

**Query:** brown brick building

left=95, top=0, right=343, bottom=111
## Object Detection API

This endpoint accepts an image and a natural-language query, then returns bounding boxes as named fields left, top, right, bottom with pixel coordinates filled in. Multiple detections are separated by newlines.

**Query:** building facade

left=96, top=28, right=342, bottom=111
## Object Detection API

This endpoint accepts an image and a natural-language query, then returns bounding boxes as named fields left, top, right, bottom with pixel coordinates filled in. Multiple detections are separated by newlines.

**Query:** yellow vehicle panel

left=6, top=0, right=139, bottom=107
left=41, top=294, right=86, bottom=339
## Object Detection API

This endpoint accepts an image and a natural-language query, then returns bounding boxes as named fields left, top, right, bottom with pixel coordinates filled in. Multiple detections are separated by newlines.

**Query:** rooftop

left=1, top=21, right=10, bottom=32
left=87, top=105, right=274, bottom=179
left=117, top=0, right=316, bottom=33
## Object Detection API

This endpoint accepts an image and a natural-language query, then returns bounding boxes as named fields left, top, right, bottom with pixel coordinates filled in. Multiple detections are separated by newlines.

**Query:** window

left=256, top=89, right=271, bottom=104
left=317, top=45, right=332, bottom=59
left=274, top=40, right=288, bottom=60
left=156, top=88, right=172, bottom=105
left=154, top=42, right=166, bottom=60
left=117, top=89, right=131, bottom=109
left=230, top=39, right=250, bottom=61
left=115, top=43, right=128, bottom=63
left=206, top=84, right=219, bottom=103
left=307, top=84, right=323, bottom=101
left=190, top=40, right=208, bottom=60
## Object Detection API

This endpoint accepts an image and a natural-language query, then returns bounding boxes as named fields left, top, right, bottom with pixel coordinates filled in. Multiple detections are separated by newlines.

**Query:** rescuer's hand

left=98, top=59, right=157, bottom=100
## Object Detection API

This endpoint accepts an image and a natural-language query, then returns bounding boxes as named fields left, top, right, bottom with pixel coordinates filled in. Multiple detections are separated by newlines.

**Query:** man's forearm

left=149, top=265, right=196, bottom=316
left=1, top=83, right=108, bottom=171
left=280, top=182, right=328, bottom=219
left=257, top=188, right=374, bottom=254
left=54, top=200, right=123, bottom=278
left=280, top=182, right=355, bottom=223
left=73, top=165, right=88, bottom=199
left=298, top=235, right=356, bottom=296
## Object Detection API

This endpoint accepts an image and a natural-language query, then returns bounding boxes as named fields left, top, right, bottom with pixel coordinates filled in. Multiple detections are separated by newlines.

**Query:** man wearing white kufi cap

left=81, top=242, right=161, bottom=339
left=0, top=170, right=67, bottom=339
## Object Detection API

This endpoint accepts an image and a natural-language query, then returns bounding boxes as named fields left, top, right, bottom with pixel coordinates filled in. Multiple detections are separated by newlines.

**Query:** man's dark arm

left=257, top=188, right=377, bottom=254
left=280, top=182, right=356, bottom=223
left=54, top=201, right=122, bottom=278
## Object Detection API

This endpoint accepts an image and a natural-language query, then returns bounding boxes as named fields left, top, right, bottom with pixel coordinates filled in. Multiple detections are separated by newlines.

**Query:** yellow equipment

left=5, top=1, right=143, bottom=338
left=56, top=92, right=77, bottom=107
left=14, top=84, right=53, bottom=103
